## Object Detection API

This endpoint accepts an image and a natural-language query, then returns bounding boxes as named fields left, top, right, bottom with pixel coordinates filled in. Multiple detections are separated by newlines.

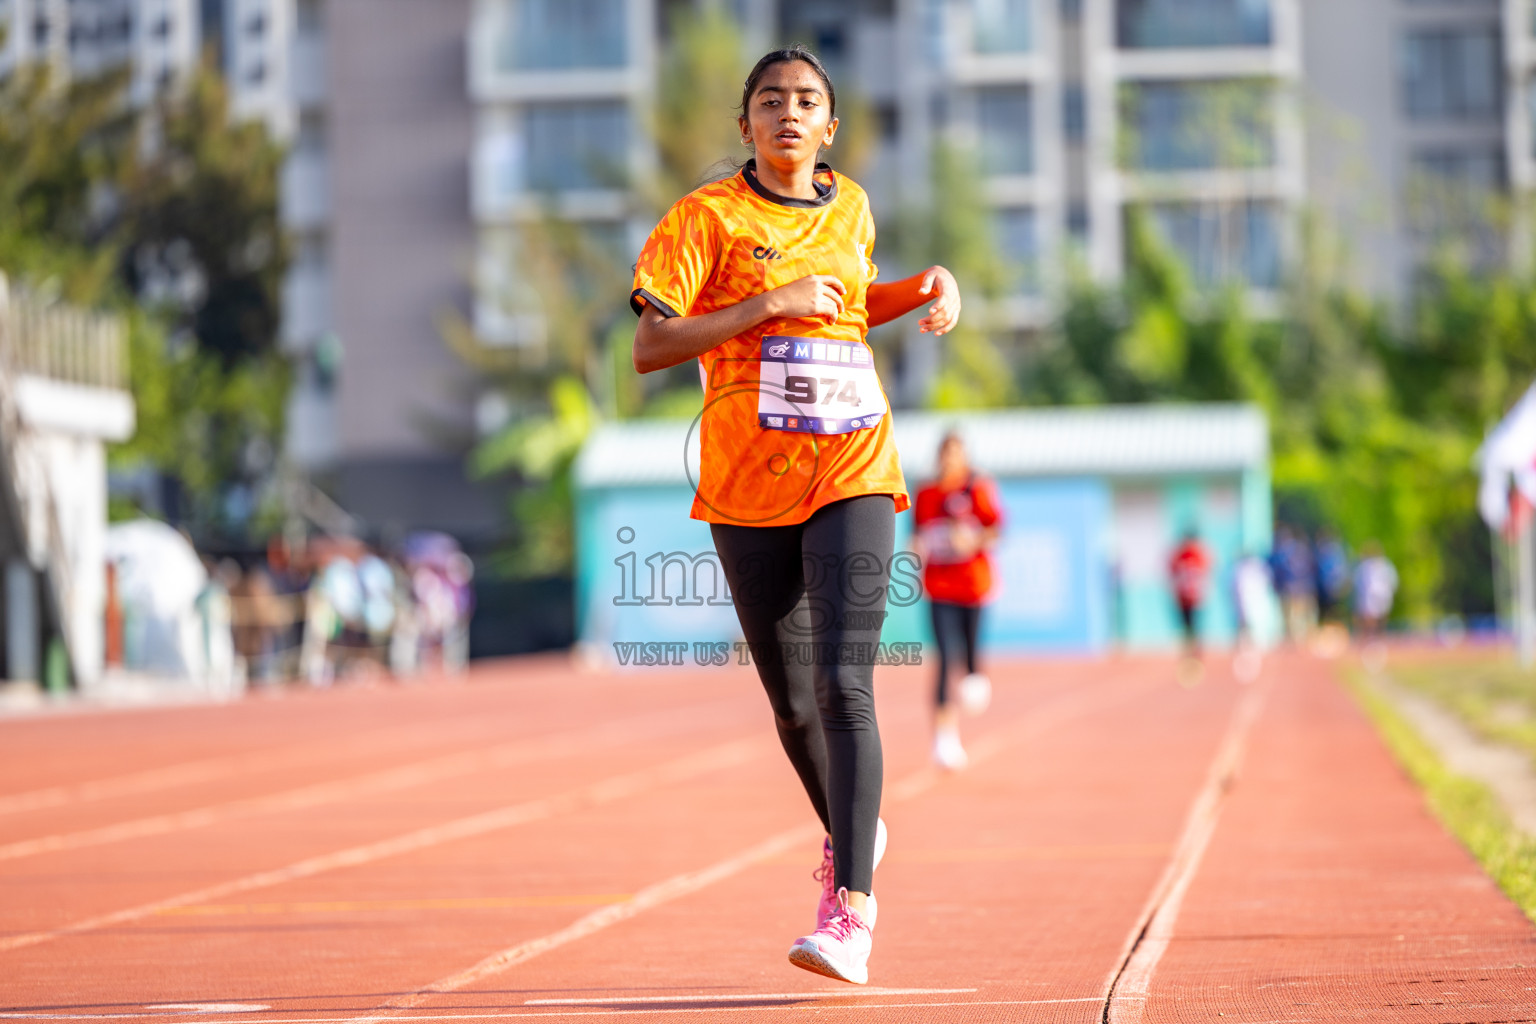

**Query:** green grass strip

left=1344, top=669, right=1536, bottom=924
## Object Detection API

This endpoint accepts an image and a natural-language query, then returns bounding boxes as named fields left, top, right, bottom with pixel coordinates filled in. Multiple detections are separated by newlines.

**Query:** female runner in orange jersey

left=630, top=45, right=961, bottom=984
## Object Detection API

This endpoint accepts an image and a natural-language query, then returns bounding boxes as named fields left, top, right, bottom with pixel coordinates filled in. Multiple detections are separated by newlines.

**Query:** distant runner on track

left=914, top=432, right=1002, bottom=771
left=630, top=45, right=962, bottom=985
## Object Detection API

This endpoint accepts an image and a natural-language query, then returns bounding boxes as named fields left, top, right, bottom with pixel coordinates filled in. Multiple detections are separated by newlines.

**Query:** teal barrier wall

left=574, top=468, right=1275, bottom=661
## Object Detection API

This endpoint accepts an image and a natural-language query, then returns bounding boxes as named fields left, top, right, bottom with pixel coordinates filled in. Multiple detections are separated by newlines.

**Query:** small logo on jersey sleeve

left=752, top=245, right=784, bottom=261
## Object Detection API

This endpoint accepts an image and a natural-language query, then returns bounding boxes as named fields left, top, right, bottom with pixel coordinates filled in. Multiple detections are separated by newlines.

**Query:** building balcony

left=285, top=369, right=338, bottom=470
left=291, top=28, right=325, bottom=109
left=1116, top=0, right=1271, bottom=50
left=467, top=0, right=646, bottom=102
left=280, top=262, right=331, bottom=351
left=280, top=149, right=329, bottom=231
left=471, top=116, right=633, bottom=223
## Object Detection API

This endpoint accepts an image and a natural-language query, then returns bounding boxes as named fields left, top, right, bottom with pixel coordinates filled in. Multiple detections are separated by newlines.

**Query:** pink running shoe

left=789, top=888, right=873, bottom=984
left=814, top=818, right=886, bottom=929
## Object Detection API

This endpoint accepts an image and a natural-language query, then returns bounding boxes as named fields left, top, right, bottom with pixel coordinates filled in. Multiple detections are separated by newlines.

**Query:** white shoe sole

left=959, top=673, right=992, bottom=714
left=788, top=940, right=868, bottom=984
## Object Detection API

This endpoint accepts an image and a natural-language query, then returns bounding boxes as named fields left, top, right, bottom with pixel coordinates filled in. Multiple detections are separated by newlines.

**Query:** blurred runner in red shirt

left=1169, top=530, right=1212, bottom=672
left=913, top=433, right=1002, bottom=770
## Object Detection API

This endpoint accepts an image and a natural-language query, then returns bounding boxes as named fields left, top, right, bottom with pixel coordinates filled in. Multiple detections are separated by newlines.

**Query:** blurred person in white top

left=1353, top=541, right=1398, bottom=644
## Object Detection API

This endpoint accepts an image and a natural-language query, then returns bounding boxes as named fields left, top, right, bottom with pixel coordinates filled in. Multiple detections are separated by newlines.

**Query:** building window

left=1136, top=200, right=1281, bottom=289
left=1067, top=201, right=1089, bottom=242
left=996, top=207, right=1039, bottom=295
left=498, top=0, right=626, bottom=72
left=247, top=11, right=266, bottom=35
left=1120, top=80, right=1274, bottom=171
left=1116, top=0, right=1271, bottom=49
left=297, top=0, right=324, bottom=34
left=977, top=86, right=1033, bottom=176
left=523, top=102, right=631, bottom=191
left=1061, top=0, right=1082, bottom=21
left=1402, top=27, right=1501, bottom=119
left=1063, top=84, right=1086, bottom=142
left=971, top=0, right=1031, bottom=54
left=247, top=58, right=267, bottom=84
left=153, top=14, right=172, bottom=38
left=1405, top=146, right=1506, bottom=268
left=781, top=0, right=850, bottom=61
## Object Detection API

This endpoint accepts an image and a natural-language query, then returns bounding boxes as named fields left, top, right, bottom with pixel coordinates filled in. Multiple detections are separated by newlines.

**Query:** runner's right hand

left=770, top=275, right=846, bottom=321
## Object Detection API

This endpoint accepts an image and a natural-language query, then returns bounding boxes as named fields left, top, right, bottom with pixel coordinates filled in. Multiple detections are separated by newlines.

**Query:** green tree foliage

left=0, top=61, right=290, bottom=534
left=902, top=144, right=1016, bottom=409
left=1025, top=209, right=1521, bottom=623
left=120, top=69, right=288, bottom=367
left=0, top=65, right=134, bottom=300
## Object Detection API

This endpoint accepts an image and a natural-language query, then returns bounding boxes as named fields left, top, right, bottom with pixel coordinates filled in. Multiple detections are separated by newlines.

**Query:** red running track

left=0, top=652, right=1531, bottom=1022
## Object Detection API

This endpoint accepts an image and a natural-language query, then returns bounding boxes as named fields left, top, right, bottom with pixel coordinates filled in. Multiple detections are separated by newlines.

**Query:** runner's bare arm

left=633, top=275, right=847, bottom=373
left=866, top=266, right=961, bottom=335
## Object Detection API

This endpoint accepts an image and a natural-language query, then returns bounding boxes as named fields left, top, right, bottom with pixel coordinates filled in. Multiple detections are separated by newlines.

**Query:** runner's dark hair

left=739, top=44, right=836, bottom=119
left=698, top=44, right=836, bottom=186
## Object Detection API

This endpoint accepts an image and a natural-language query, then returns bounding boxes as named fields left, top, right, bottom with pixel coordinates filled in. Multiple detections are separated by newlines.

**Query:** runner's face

left=939, top=440, right=968, bottom=480
left=740, top=61, right=837, bottom=168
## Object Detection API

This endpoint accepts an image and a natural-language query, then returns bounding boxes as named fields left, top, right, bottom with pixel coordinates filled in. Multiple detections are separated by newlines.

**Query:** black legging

left=930, top=601, right=980, bottom=708
left=711, top=494, right=893, bottom=895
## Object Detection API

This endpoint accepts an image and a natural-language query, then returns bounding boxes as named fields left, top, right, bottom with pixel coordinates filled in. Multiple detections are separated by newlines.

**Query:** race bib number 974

left=757, top=336, right=888, bottom=435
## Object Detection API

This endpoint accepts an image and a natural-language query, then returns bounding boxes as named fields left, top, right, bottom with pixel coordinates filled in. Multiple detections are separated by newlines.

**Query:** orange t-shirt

left=914, top=475, right=1003, bottom=606
left=631, top=162, right=909, bottom=526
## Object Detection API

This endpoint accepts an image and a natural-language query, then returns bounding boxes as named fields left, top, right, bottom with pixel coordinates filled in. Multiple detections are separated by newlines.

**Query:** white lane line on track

left=1101, top=673, right=1274, bottom=1024
left=0, top=720, right=472, bottom=819
left=0, top=735, right=771, bottom=954
left=352, top=674, right=1164, bottom=1023
left=0, top=999, right=1105, bottom=1021
left=143, top=1007, right=270, bottom=1014
left=523, top=987, right=974, bottom=1004
left=0, top=704, right=738, bottom=863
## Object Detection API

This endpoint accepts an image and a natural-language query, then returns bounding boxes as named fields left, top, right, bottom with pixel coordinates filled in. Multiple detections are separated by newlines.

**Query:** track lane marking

left=522, top=987, right=975, bottom=1004
left=159, top=895, right=634, bottom=916
left=0, top=735, right=771, bottom=954
left=351, top=673, right=1163, bottom=1022
left=1101, top=672, right=1274, bottom=1024
left=0, top=702, right=742, bottom=862
left=0, top=998, right=1106, bottom=1021
left=0, top=728, right=445, bottom=818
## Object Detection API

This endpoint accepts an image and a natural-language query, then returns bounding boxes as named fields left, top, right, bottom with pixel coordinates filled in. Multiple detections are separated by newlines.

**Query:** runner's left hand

left=918, top=266, right=961, bottom=335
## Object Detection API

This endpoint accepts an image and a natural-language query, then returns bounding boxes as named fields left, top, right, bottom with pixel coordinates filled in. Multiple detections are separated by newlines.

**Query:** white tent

left=105, top=520, right=210, bottom=682
left=1479, top=383, right=1536, bottom=664
left=1479, top=383, right=1536, bottom=530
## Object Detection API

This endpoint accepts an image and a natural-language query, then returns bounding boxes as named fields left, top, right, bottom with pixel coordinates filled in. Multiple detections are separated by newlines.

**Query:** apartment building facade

left=241, top=0, right=1526, bottom=539
left=0, top=0, right=201, bottom=103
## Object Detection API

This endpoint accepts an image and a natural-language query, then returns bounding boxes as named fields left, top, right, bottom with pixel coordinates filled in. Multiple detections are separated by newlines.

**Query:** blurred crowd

left=105, top=524, right=475, bottom=693
left=1262, top=526, right=1399, bottom=644
left=1170, top=525, right=1400, bottom=666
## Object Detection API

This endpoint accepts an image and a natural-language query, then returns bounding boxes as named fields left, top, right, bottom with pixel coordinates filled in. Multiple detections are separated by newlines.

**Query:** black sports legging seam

left=711, top=494, right=893, bottom=895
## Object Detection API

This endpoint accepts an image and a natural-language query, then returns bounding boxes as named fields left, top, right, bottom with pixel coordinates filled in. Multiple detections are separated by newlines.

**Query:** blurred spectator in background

left=404, top=532, right=475, bottom=675
left=1270, top=526, right=1316, bottom=644
left=1232, top=549, right=1271, bottom=683
left=229, top=564, right=289, bottom=684
left=195, top=559, right=243, bottom=697
left=106, top=522, right=474, bottom=693
left=1314, top=528, right=1351, bottom=624
left=914, top=433, right=1001, bottom=772
left=1353, top=541, right=1399, bottom=649
left=1168, top=528, right=1212, bottom=685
